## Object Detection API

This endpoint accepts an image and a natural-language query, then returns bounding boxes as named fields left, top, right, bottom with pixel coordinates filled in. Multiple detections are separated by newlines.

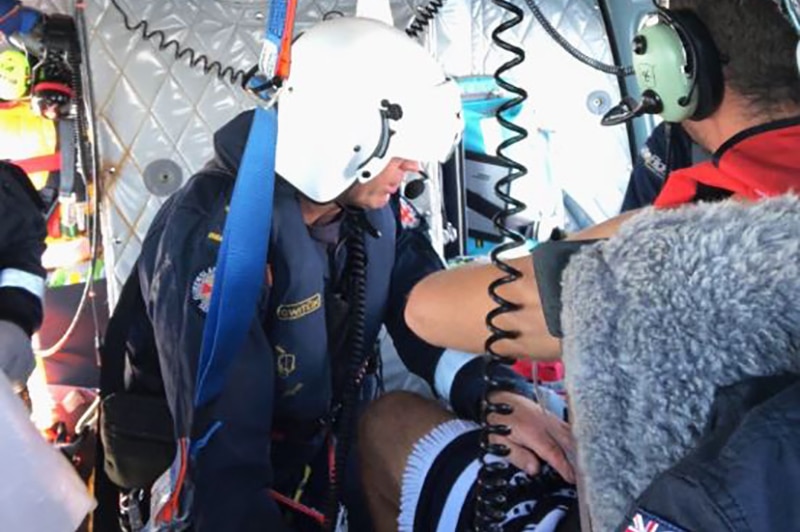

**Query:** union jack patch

left=626, top=510, right=687, bottom=532
left=399, top=196, right=421, bottom=229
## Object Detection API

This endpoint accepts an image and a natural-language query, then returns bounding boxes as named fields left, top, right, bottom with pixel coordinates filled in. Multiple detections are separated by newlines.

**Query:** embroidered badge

left=399, top=196, right=421, bottom=229
left=191, top=267, right=215, bottom=313
left=276, top=293, right=321, bottom=320
left=641, top=145, right=667, bottom=179
left=626, top=510, right=687, bottom=532
left=275, top=345, right=297, bottom=378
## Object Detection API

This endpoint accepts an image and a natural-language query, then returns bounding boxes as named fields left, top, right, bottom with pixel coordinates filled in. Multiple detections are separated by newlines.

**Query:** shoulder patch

left=640, top=145, right=668, bottom=180
left=399, top=196, right=421, bottom=229
left=626, top=510, right=687, bottom=532
left=191, top=267, right=215, bottom=313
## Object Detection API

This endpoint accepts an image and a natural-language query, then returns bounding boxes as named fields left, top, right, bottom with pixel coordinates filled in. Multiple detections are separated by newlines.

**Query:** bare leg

left=358, top=391, right=455, bottom=532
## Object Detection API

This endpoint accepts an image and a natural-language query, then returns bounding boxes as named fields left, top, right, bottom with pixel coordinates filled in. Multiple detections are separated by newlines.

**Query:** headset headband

left=776, top=0, right=800, bottom=31
left=772, top=0, right=800, bottom=72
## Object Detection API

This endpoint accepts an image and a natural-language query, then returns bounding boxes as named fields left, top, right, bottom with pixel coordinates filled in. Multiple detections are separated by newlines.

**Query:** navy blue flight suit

left=621, top=123, right=700, bottom=212
left=117, top=111, right=526, bottom=531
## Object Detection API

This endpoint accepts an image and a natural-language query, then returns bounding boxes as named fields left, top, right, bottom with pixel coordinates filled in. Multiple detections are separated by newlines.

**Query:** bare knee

left=360, top=391, right=453, bottom=456
left=358, top=391, right=455, bottom=530
left=361, top=391, right=429, bottom=439
left=359, top=391, right=455, bottom=499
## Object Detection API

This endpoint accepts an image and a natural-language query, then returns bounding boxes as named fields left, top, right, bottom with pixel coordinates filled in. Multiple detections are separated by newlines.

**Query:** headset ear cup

left=632, top=16, right=695, bottom=122
left=669, top=10, right=724, bottom=120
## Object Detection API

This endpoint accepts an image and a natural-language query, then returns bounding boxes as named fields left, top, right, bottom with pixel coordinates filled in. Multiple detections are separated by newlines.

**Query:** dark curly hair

left=670, top=0, right=800, bottom=112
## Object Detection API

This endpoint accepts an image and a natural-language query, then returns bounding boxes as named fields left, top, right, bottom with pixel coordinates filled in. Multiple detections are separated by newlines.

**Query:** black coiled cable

left=68, top=28, right=103, bottom=362
left=522, top=0, right=634, bottom=77
left=474, top=1, right=529, bottom=530
left=406, top=0, right=446, bottom=38
left=73, top=6, right=104, bottom=359
left=324, top=210, right=370, bottom=531
left=108, top=0, right=257, bottom=89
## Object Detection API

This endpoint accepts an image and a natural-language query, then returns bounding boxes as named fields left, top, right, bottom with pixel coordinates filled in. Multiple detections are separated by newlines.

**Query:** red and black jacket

left=655, top=116, right=800, bottom=207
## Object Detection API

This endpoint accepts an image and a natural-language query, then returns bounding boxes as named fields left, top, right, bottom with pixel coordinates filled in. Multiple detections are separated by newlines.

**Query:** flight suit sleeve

left=0, top=161, right=46, bottom=336
left=385, top=197, right=531, bottom=421
left=621, top=123, right=696, bottom=212
left=383, top=197, right=445, bottom=391
left=137, top=173, right=287, bottom=532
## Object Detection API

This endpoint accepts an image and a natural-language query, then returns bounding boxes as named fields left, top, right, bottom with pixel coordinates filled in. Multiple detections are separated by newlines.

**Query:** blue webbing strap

left=147, top=5, right=285, bottom=529
left=0, top=0, right=42, bottom=35
left=149, top=106, right=277, bottom=531
left=193, top=107, right=277, bottom=413
left=192, top=1, right=290, bottom=426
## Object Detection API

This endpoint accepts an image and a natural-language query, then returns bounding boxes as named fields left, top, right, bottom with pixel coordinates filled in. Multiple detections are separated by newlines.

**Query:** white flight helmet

left=274, top=17, right=463, bottom=203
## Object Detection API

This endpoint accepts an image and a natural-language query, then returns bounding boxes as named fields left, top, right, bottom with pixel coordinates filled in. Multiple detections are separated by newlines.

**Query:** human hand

left=488, top=390, right=576, bottom=483
left=0, top=320, right=35, bottom=384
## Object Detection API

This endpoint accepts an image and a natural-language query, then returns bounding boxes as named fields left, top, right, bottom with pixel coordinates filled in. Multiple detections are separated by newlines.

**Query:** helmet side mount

left=357, top=98, right=403, bottom=180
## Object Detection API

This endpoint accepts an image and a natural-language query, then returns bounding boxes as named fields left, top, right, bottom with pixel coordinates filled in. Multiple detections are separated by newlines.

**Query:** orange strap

left=269, top=490, right=326, bottom=525
left=275, top=0, right=297, bottom=80
left=154, top=438, right=189, bottom=524
left=14, top=152, right=61, bottom=174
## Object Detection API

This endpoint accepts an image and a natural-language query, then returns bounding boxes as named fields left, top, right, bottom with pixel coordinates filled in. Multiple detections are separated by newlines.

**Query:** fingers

left=549, top=420, right=578, bottom=470
left=519, top=418, right=575, bottom=483
left=500, top=417, right=576, bottom=483
left=487, top=391, right=577, bottom=483
left=498, top=439, right=542, bottom=477
left=534, top=427, right=575, bottom=483
left=492, top=431, right=574, bottom=483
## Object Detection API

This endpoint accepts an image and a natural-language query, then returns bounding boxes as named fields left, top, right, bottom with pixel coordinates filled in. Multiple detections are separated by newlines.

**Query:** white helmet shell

left=275, top=17, right=463, bottom=203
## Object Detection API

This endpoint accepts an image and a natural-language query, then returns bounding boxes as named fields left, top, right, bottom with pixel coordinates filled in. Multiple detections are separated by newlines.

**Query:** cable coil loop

left=109, top=0, right=257, bottom=88
left=474, top=1, right=529, bottom=530
left=406, top=0, right=446, bottom=38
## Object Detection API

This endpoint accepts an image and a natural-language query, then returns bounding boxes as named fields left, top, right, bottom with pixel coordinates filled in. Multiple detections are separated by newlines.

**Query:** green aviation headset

left=604, top=0, right=800, bottom=125
left=631, top=6, right=725, bottom=123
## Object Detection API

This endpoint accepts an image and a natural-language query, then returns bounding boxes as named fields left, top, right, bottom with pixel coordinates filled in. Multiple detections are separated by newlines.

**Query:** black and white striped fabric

left=400, top=388, right=577, bottom=532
